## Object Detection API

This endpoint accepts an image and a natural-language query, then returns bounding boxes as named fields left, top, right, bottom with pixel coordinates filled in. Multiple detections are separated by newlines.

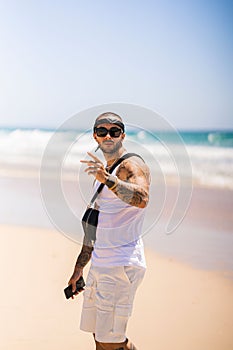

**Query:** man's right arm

left=68, top=244, right=93, bottom=294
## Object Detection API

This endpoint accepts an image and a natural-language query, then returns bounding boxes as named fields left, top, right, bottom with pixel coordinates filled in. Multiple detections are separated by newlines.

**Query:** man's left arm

left=106, top=157, right=150, bottom=208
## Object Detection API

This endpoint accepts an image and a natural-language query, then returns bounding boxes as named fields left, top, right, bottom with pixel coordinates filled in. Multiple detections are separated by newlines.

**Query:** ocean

left=0, top=127, right=233, bottom=190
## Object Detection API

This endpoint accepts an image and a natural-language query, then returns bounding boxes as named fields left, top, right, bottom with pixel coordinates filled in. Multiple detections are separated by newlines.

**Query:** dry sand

left=0, top=225, right=233, bottom=350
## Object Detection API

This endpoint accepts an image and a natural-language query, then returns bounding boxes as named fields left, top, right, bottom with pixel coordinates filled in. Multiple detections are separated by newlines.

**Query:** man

left=68, top=112, right=150, bottom=350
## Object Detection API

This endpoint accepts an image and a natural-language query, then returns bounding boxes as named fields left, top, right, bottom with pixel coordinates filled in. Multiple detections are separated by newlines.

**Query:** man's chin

left=100, top=145, right=118, bottom=154
left=99, top=141, right=122, bottom=154
left=101, top=147, right=115, bottom=154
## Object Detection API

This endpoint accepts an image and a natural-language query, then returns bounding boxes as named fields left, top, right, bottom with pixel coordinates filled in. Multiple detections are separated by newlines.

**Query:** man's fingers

left=80, top=152, right=106, bottom=178
left=84, top=166, right=98, bottom=173
left=87, top=171, right=97, bottom=176
left=72, top=282, right=77, bottom=293
left=84, top=162, right=105, bottom=174
left=80, top=160, right=99, bottom=165
left=87, top=152, right=102, bottom=163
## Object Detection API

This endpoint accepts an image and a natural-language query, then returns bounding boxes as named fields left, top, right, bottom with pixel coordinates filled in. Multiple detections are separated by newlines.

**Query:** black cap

left=93, top=117, right=125, bottom=133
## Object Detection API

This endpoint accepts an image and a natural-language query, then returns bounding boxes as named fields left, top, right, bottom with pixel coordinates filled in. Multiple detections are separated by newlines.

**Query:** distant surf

left=0, top=127, right=233, bottom=189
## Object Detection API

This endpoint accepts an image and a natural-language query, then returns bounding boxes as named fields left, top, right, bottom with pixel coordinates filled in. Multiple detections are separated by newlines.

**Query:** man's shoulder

left=121, top=152, right=144, bottom=162
left=121, top=154, right=148, bottom=168
left=117, top=153, right=150, bottom=180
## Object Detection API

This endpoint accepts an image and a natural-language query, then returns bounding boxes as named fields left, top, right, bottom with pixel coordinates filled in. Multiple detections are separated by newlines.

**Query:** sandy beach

left=0, top=224, right=233, bottom=350
left=0, top=168, right=233, bottom=350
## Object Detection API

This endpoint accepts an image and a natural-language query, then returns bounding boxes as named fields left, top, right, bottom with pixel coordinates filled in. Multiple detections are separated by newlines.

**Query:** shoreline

left=1, top=175, right=233, bottom=273
left=1, top=169, right=233, bottom=191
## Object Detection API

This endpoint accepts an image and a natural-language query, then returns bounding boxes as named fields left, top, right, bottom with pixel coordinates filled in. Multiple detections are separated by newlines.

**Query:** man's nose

left=103, top=133, right=112, bottom=140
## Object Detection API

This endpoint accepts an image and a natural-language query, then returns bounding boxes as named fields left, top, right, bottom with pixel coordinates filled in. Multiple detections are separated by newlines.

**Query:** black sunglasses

left=95, top=127, right=123, bottom=138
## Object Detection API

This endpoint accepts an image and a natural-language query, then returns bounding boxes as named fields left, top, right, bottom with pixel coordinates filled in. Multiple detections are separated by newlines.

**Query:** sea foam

left=0, top=128, right=233, bottom=189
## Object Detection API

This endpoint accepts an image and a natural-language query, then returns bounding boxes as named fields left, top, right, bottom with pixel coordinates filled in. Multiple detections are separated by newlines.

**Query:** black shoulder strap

left=109, top=153, right=144, bottom=170
left=89, top=153, right=144, bottom=206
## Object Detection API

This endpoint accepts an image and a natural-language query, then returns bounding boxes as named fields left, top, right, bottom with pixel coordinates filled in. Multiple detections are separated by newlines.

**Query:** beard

left=99, top=140, right=122, bottom=154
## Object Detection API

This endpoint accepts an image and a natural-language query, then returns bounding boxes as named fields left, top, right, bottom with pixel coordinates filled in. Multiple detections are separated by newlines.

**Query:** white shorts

left=80, top=264, right=145, bottom=343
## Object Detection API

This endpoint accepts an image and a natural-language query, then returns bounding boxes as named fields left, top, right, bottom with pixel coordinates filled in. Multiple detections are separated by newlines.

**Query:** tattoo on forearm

left=112, top=180, right=148, bottom=207
left=76, top=245, right=93, bottom=268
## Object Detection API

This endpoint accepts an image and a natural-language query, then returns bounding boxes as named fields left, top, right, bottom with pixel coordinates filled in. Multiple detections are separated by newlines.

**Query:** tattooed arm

left=107, top=156, right=150, bottom=208
left=81, top=152, right=150, bottom=208
left=68, top=242, right=93, bottom=295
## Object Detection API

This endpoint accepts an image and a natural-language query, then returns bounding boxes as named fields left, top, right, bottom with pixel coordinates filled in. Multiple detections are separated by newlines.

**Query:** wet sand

left=0, top=176, right=233, bottom=271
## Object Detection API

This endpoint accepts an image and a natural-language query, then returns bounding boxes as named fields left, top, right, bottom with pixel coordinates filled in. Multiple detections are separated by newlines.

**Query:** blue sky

left=0, top=0, right=232, bottom=129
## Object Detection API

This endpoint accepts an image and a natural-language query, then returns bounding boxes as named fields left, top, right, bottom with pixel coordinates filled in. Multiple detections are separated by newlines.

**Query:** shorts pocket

left=96, top=282, right=116, bottom=311
left=113, top=305, right=131, bottom=335
left=81, top=280, right=96, bottom=332
left=83, top=279, right=95, bottom=308
left=123, top=266, right=146, bottom=286
left=96, top=308, right=115, bottom=337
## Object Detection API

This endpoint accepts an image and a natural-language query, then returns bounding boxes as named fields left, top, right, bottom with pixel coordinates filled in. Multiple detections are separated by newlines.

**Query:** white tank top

left=91, top=167, right=147, bottom=268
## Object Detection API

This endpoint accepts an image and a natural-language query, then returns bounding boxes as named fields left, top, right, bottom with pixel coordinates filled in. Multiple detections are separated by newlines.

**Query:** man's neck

left=104, top=147, right=126, bottom=167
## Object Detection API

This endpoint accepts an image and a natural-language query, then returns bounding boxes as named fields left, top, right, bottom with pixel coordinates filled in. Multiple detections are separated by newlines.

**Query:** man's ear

left=121, top=133, right=126, bottom=141
left=93, top=133, right=97, bottom=141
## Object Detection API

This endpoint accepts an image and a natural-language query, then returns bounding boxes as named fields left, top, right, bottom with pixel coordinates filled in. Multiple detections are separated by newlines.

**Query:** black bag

left=81, top=153, right=143, bottom=246
left=81, top=207, right=100, bottom=246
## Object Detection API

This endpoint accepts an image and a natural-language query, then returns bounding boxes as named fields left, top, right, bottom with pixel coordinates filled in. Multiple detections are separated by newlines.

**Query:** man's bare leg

left=97, top=338, right=138, bottom=350
left=125, top=338, right=138, bottom=350
left=93, top=333, right=105, bottom=350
